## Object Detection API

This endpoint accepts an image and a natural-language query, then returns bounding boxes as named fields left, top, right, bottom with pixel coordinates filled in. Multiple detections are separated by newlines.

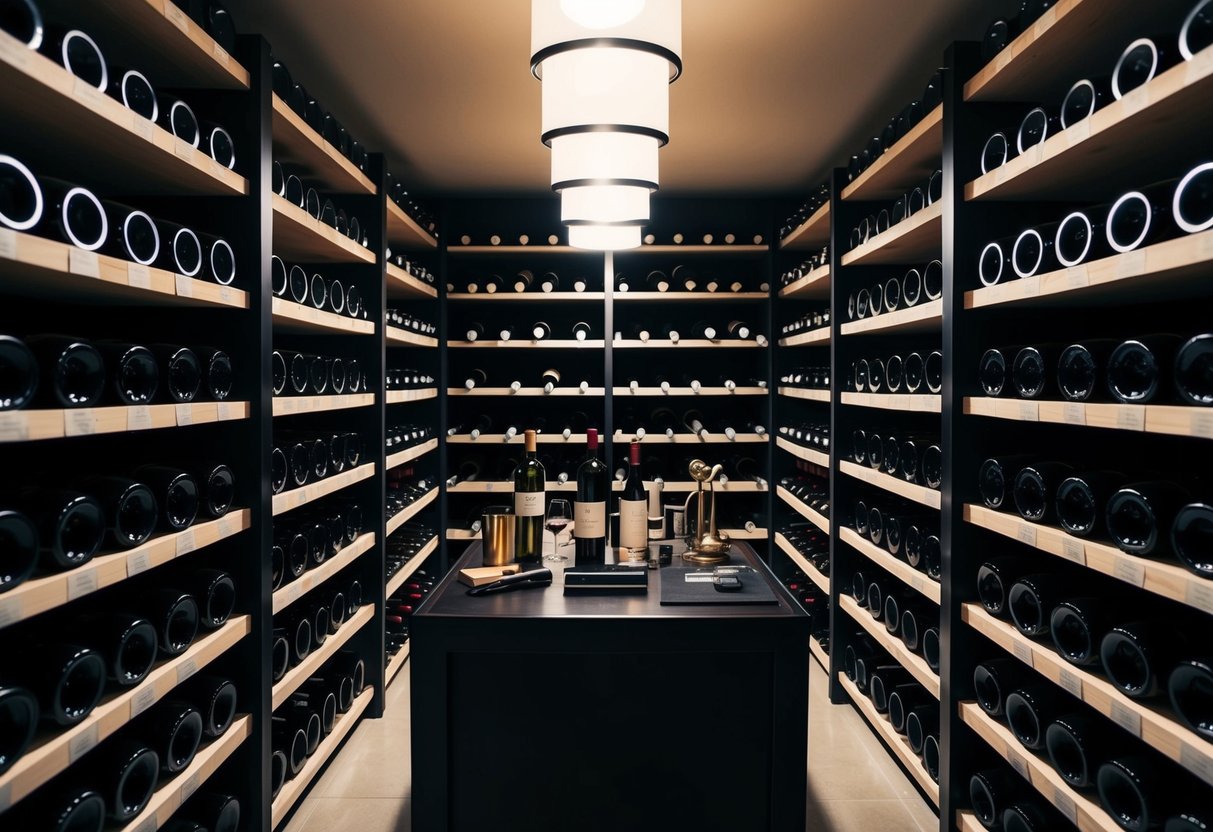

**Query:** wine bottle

left=145, top=699, right=204, bottom=773
left=513, top=269, right=534, bottom=292
left=1096, top=756, right=1173, bottom=831
left=0, top=153, right=41, bottom=233
left=976, top=348, right=1005, bottom=397
left=650, top=407, right=678, bottom=438
left=540, top=272, right=560, bottom=292
left=573, top=429, right=608, bottom=565
left=463, top=368, right=487, bottom=390
left=727, top=320, right=754, bottom=340
left=618, top=442, right=647, bottom=561
left=1107, top=335, right=1181, bottom=403
left=19, top=642, right=106, bottom=726
left=682, top=410, right=710, bottom=439
left=498, top=324, right=515, bottom=342
left=95, top=342, right=159, bottom=405
left=646, top=270, right=670, bottom=292
left=690, top=320, right=717, bottom=340
left=1007, top=573, right=1079, bottom=637
left=94, top=739, right=160, bottom=822
left=541, top=368, right=561, bottom=394
left=532, top=321, right=551, bottom=341
left=513, top=430, right=545, bottom=563
left=15, top=488, right=104, bottom=571
left=1055, top=471, right=1123, bottom=537
left=23, top=335, right=104, bottom=408
left=672, top=264, right=697, bottom=291
left=1106, top=481, right=1189, bottom=556
left=134, top=465, right=199, bottom=531
left=1113, top=36, right=1177, bottom=100
left=76, top=475, right=157, bottom=549
left=1175, top=334, right=1213, bottom=405
left=1012, top=461, right=1074, bottom=523
left=1049, top=596, right=1119, bottom=666
left=572, top=322, right=591, bottom=341
left=661, top=323, right=681, bottom=343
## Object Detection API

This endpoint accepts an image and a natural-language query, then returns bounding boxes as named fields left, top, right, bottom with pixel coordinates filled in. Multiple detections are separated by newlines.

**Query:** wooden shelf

left=614, top=339, right=766, bottom=349
left=777, top=387, right=831, bottom=403
left=720, top=527, right=769, bottom=540
left=446, top=529, right=479, bottom=541
left=0, top=400, right=248, bottom=443
left=450, top=387, right=606, bottom=397
left=273, top=534, right=376, bottom=615
left=271, top=195, right=376, bottom=264
left=774, top=532, right=830, bottom=595
left=780, top=203, right=831, bottom=250
left=964, top=504, right=1213, bottom=617
left=778, top=265, right=831, bottom=300
left=776, top=486, right=830, bottom=533
left=839, top=673, right=941, bottom=807
left=843, top=105, right=943, bottom=202
left=960, top=702, right=1119, bottom=832
left=963, top=603, right=1213, bottom=787
left=271, top=686, right=372, bottom=828
left=386, top=536, right=440, bottom=598
left=631, top=244, right=769, bottom=254
left=386, top=263, right=438, bottom=299
left=615, top=292, right=768, bottom=301
left=841, top=299, right=942, bottom=336
left=448, top=433, right=588, bottom=445
left=964, top=396, right=1213, bottom=440
left=272, top=394, right=373, bottom=417
left=0, top=510, right=249, bottom=630
left=841, top=594, right=940, bottom=698
left=386, top=642, right=411, bottom=688
left=964, top=229, right=1213, bottom=310
left=841, top=392, right=941, bottom=413
left=0, top=616, right=248, bottom=810
left=615, top=386, right=767, bottom=397
left=448, top=291, right=605, bottom=302
left=272, top=604, right=374, bottom=709
left=271, top=94, right=375, bottom=195
left=0, top=31, right=248, bottom=196
left=613, top=431, right=770, bottom=444
left=779, top=328, right=831, bottom=347
left=69, top=1, right=248, bottom=89
left=386, top=199, right=438, bottom=249
left=840, top=460, right=941, bottom=509
left=840, top=201, right=942, bottom=267
left=448, top=481, right=582, bottom=494
left=775, top=436, right=829, bottom=468
left=272, top=463, right=375, bottom=517
left=840, top=527, right=940, bottom=604
left=965, top=0, right=1171, bottom=102
left=449, top=339, right=605, bottom=350
left=449, top=244, right=581, bottom=255
left=957, top=811, right=986, bottom=832
left=386, top=488, right=438, bottom=536
left=810, top=637, right=829, bottom=670
left=386, top=327, right=438, bottom=348
left=0, top=230, right=249, bottom=309
left=117, top=714, right=251, bottom=832
left=271, top=297, right=375, bottom=336
left=387, top=388, right=438, bottom=404
left=387, top=438, right=438, bottom=469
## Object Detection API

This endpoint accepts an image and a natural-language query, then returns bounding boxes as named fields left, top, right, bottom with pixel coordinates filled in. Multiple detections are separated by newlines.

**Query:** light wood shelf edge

left=272, top=394, right=374, bottom=417
left=386, top=327, right=439, bottom=348
left=271, top=195, right=376, bottom=264
left=615, top=292, right=768, bottom=301
left=839, top=527, right=941, bottom=604
left=613, top=339, right=766, bottom=349
left=839, top=460, right=941, bottom=509
left=386, top=641, right=411, bottom=688
left=386, top=263, right=438, bottom=298
left=779, top=329, right=831, bottom=347
left=449, top=340, right=606, bottom=350
left=842, top=104, right=944, bottom=201
left=840, top=201, right=943, bottom=267
left=810, top=637, right=829, bottom=670
left=272, top=605, right=374, bottom=710
left=386, top=389, right=438, bottom=404
left=271, top=297, right=376, bottom=335
left=449, top=388, right=606, bottom=398
left=447, top=292, right=606, bottom=302
left=774, top=533, right=830, bottom=595
left=841, top=594, right=941, bottom=697
left=841, top=392, right=942, bottom=413
left=964, top=396, right=1213, bottom=440
left=272, top=464, right=375, bottom=517
left=780, top=203, right=831, bottom=250
left=386, top=489, right=439, bottom=536
left=775, top=436, right=829, bottom=468
left=615, top=387, right=767, bottom=397
left=840, top=299, right=943, bottom=336
left=0, top=401, right=249, bottom=443
left=271, top=94, right=375, bottom=195
left=777, top=265, right=831, bottom=299
left=273, top=534, right=376, bottom=615
left=776, top=487, right=830, bottom=533
left=777, top=387, right=831, bottom=403
left=387, top=438, right=438, bottom=470
left=386, top=199, right=438, bottom=249
left=386, top=536, right=439, bottom=598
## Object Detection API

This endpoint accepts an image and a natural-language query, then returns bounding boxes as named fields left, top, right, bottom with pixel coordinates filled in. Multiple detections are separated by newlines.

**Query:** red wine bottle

left=573, top=429, right=608, bottom=565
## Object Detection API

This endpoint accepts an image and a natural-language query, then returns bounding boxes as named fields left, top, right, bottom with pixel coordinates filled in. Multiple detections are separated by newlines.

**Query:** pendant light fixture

left=531, top=0, right=682, bottom=249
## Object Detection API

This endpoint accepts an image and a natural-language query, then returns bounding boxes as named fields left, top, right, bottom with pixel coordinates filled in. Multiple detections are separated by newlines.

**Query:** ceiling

left=224, top=1, right=1011, bottom=197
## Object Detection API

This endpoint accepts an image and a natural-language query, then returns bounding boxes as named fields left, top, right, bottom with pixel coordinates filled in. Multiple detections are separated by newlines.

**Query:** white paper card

left=177, top=657, right=199, bottom=684
left=0, top=228, right=16, bottom=260
left=1054, top=788, right=1078, bottom=824
left=1013, top=639, right=1034, bottom=666
left=176, top=528, right=197, bottom=556
left=127, top=549, right=152, bottom=577
left=130, top=686, right=156, bottom=718
left=67, top=568, right=98, bottom=600
left=127, top=263, right=152, bottom=290
left=1180, top=742, right=1213, bottom=785
left=68, top=248, right=100, bottom=278
left=1110, top=700, right=1142, bottom=736
left=176, top=404, right=195, bottom=426
left=1062, top=403, right=1085, bottom=426
left=1060, top=537, right=1085, bottom=565
left=175, top=274, right=195, bottom=298
left=69, top=723, right=99, bottom=763
left=1016, top=523, right=1037, bottom=548
left=1186, top=581, right=1213, bottom=615
left=0, top=594, right=24, bottom=628
left=1116, top=407, right=1146, bottom=431
left=1057, top=668, right=1083, bottom=699
left=127, top=405, right=153, bottom=431
left=1113, top=558, right=1146, bottom=588
left=0, top=413, right=29, bottom=442
left=164, top=1, right=191, bottom=31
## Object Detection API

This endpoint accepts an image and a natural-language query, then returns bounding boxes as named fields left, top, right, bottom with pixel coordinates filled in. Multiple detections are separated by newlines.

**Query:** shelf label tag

left=218, top=513, right=242, bottom=537
left=1062, top=403, right=1085, bottom=426
left=1060, top=537, right=1085, bottom=565
left=1018, top=401, right=1039, bottom=421
left=130, top=685, right=157, bottom=718
left=1110, top=700, right=1142, bottom=736
left=1116, top=407, right=1146, bottom=431
left=219, top=285, right=239, bottom=305
left=1067, top=118, right=1091, bottom=145
left=132, top=116, right=155, bottom=142
left=180, top=771, right=201, bottom=802
left=1016, top=522, right=1038, bottom=548
left=0, top=413, right=29, bottom=442
left=175, top=404, right=195, bottom=426
left=1181, top=742, right=1213, bottom=785
left=131, top=816, right=157, bottom=832
left=67, top=568, right=98, bottom=600
left=0, top=32, right=31, bottom=70
left=65, top=408, right=97, bottom=436
left=176, top=528, right=197, bottom=556
left=274, top=396, right=295, bottom=415
left=1054, top=788, right=1078, bottom=824
left=164, top=1, right=191, bottom=32
left=1008, top=749, right=1030, bottom=779
left=217, top=401, right=238, bottom=421
left=1012, top=639, right=1034, bottom=666
left=911, top=575, right=925, bottom=594
left=175, top=274, right=195, bottom=298
left=127, top=263, right=152, bottom=290
left=1066, top=265, right=1090, bottom=290
left=127, top=405, right=153, bottom=432
left=1113, top=558, right=1146, bottom=588
left=1186, top=581, right=1213, bottom=615
left=177, top=657, right=199, bottom=685
left=69, top=723, right=99, bottom=763
left=0, top=781, right=10, bottom=813
left=1192, top=411, right=1213, bottom=440
left=68, top=248, right=100, bottom=278
left=0, top=594, right=24, bottom=629
left=127, top=549, right=152, bottom=577
left=173, top=140, right=196, bottom=164
left=0, top=228, right=16, bottom=260
left=73, top=77, right=108, bottom=112
left=1057, top=668, right=1083, bottom=699
left=212, top=43, right=233, bottom=67
left=1120, top=248, right=1147, bottom=278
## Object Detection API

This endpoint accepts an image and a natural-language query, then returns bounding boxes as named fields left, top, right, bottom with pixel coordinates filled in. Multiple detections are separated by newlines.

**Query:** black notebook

left=659, top=568, right=779, bottom=606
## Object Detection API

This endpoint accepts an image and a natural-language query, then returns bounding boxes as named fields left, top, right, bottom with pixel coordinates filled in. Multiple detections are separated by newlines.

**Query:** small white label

left=1110, top=700, right=1142, bottom=736
left=1120, top=248, right=1147, bottom=277
left=1066, top=265, right=1090, bottom=289
left=1018, top=401, right=1039, bottom=421
left=177, top=657, right=199, bottom=684
left=618, top=498, right=648, bottom=549
left=127, top=550, right=152, bottom=578
left=218, top=513, right=242, bottom=537
left=67, top=568, right=99, bottom=600
left=180, top=771, right=201, bottom=802
left=1054, top=788, right=1078, bottom=824
left=514, top=491, right=544, bottom=517
left=1061, top=537, right=1085, bottom=565
left=0, top=32, right=32, bottom=70
left=1180, top=741, right=1213, bottom=785
left=130, top=686, right=156, bottom=718
left=217, top=402, right=238, bottom=421
left=173, top=138, right=196, bottom=162
left=1062, top=403, right=1085, bottom=426
left=131, top=816, right=157, bottom=832
left=0, top=594, right=24, bottom=628
left=0, top=413, right=29, bottom=442
left=176, top=528, right=197, bottom=556
left=219, top=285, right=237, bottom=305
left=132, top=117, right=156, bottom=142
left=1016, top=522, right=1038, bottom=548
left=1013, top=639, right=1034, bottom=666
left=127, top=405, right=153, bottom=431
left=911, top=576, right=925, bottom=594
left=65, top=408, right=96, bottom=436
left=73, top=77, right=108, bottom=111
left=1058, top=668, right=1083, bottom=699
left=1008, top=749, right=1030, bottom=779
left=175, top=274, right=195, bottom=298
left=0, top=228, right=16, bottom=260
left=483, top=482, right=494, bottom=492
left=1116, top=407, right=1146, bottom=431
left=1191, top=411, right=1213, bottom=440
left=175, top=404, right=194, bottom=426
left=1186, top=580, right=1213, bottom=615
left=573, top=501, right=607, bottom=538
left=165, top=2, right=191, bottom=31
left=212, top=43, right=231, bottom=67
left=69, top=723, right=99, bottom=762
left=68, top=248, right=100, bottom=278
left=1113, top=558, right=1146, bottom=588
left=127, top=263, right=152, bottom=290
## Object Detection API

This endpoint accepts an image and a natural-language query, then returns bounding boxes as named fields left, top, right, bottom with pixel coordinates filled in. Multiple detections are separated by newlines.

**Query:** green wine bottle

left=513, top=429, right=545, bottom=562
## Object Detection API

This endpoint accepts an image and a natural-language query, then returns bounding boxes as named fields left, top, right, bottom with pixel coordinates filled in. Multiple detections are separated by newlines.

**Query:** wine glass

left=544, top=498, right=572, bottom=563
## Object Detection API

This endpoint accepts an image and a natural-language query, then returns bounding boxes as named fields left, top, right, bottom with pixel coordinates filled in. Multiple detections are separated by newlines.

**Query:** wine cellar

left=0, top=1, right=1212, bottom=831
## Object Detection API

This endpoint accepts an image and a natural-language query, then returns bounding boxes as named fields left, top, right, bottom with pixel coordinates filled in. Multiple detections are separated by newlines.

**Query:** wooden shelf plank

left=0, top=511, right=249, bottom=630
left=272, top=604, right=374, bottom=709
left=273, top=534, right=376, bottom=615
left=615, top=292, right=768, bottom=301
left=386, top=327, right=438, bottom=348
left=0, top=616, right=248, bottom=811
left=774, top=532, right=830, bottom=595
left=631, top=244, right=769, bottom=254
left=448, top=291, right=605, bottom=302
left=449, top=387, right=606, bottom=397
left=446, top=529, right=478, bottom=541
left=775, top=436, right=829, bottom=468
left=777, top=387, right=831, bottom=403
left=386, top=489, right=438, bottom=536
left=779, top=328, right=831, bottom=347
left=386, top=641, right=411, bottom=688
left=448, top=433, right=588, bottom=445
left=778, top=265, right=831, bottom=300
left=840, top=460, right=941, bottom=509
left=841, top=392, right=941, bottom=413
left=964, top=229, right=1213, bottom=310
left=957, top=811, right=986, bottom=832
left=272, top=394, right=374, bottom=417
left=387, top=438, right=438, bottom=470
left=839, top=673, right=941, bottom=807
left=449, top=339, right=605, bottom=349
left=842, top=106, right=943, bottom=202
left=0, top=401, right=248, bottom=443
left=840, top=201, right=942, bottom=267
left=0, top=230, right=249, bottom=309
left=271, top=195, right=376, bottom=264
left=720, top=527, right=769, bottom=541
left=386, top=199, right=438, bottom=249
left=965, top=396, right=1213, bottom=440
left=615, top=386, right=767, bottom=397
left=964, top=504, right=1213, bottom=617
left=271, top=687, right=372, bottom=828
left=271, top=95, right=375, bottom=195
left=841, top=594, right=940, bottom=697
left=272, top=463, right=375, bottom=517
left=386, top=536, right=440, bottom=598
left=959, top=702, right=1120, bottom=832
left=613, top=431, right=770, bottom=445
left=780, top=203, right=831, bottom=250
left=386, top=388, right=438, bottom=404
left=841, top=299, right=942, bottom=336
left=810, top=636, right=829, bottom=670
left=449, top=244, right=581, bottom=255
left=963, top=603, right=1213, bottom=787
left=271, top=298, right=375, bottom=336
left=0, top=32, right=248, bottom=196
left=840, top=527, right=940, bottom=604
left=447, top=480, right=765, bottom=494
left=776, top=486, right=830, bottom=533
left=386, top=263, right=438, bottom=299
left=613, top=339, right=767, bottom=349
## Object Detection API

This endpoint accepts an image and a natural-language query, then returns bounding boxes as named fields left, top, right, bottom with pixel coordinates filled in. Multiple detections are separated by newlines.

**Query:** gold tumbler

left=480, top=506, right=517, bottom=566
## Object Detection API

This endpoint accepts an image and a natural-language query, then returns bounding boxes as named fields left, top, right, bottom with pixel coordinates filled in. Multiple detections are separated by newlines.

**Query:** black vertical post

left=825, top=166, right=849, bottom=705
left=603, top=251, right=614, bottom=475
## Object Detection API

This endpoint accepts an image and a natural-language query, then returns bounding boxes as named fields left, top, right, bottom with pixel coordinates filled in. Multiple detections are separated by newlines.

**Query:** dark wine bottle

left=1016, top=107, right=1058, bottom=154
left=16, top=488, right=105, bottom=571
left=1174, top=333, right=1213, bottom=405
left=76, top=475, right=158, bottom=550
left=618, top=442, right=647, bottom=561
left=1107, top=180, right=1179, bottom=253
left=134, top=465, right=199, bottom=531
left=1173, top=501, right=1213, bottom=578
left=143, top=588, right=199, bottom=657
left=1004, top=683, right=1063, bottom=749
left=1106, top=480, right=1189, bottom=555
left=1007, top=573, right=1078, bottom=637
left=513, top=430, right=545, bottom=563
left=0, top=508, right=38, bottom=593
left=146, top=699, right=203, bottom=773
left=188, top=568, right=235, bottom=630
left=978, top=239, right=1009, bottom=287
left=93, top=739, right=160, bottom=822
left=151, top=344, right=201, bottom=403
left=973, top=658, right=1026, bottom=717
left=978, top=348, right=1008, bottom=397
left=20, top=642, right=106, bottom=726
left=1049, top=596, right=1119, bottom=666
left=1055, top=471, right=1123, bottom=537
left=1168, top=658, right=1213, bottom=741
left=1095, top=756, right=1172, bottom=832
left=1055, top=206, right=1112, bottom=267
left=1056, top=339, right=1116, bottom=401
left=1100, top=621, right=1178, bottom=698
left=573, top=429, right=608, bottom=565
left=1011, top=345, right=1054, bottom=399
left=1112, top=36, right=1178, bottom=100
left=969, top=768, right=1025, bottom=829
left=1012, top=461, right=1074, bottom=523
left=1107, top=335, right=1181, bottom=403
left=94, top=341, right=159, bottom=405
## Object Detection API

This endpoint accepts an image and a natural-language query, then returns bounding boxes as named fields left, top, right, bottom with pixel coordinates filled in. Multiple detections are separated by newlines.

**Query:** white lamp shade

left=550, top=131, right=659, bottom=190
left=540, top=47, right=669, bottom=143
left=568, top=223, right=643, bottom=250
left=531, top=0, right=682, bottom=80
left=561, top=185, right=650, bottom=224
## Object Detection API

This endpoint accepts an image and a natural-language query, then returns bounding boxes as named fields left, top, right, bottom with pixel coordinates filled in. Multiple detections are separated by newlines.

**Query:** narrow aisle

left=281, top=658, right=937, bottom=831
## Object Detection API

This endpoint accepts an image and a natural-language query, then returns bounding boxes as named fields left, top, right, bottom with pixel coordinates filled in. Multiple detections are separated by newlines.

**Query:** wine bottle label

left=574, top=501, right=606, bottom=538
left=619, top=499, right=648, bottom=548
left=515, top=491, right=544, bottom=517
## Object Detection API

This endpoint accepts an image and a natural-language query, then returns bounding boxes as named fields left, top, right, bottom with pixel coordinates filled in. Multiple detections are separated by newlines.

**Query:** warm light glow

left=531, top=0, right=682, bottom=80
left=561, top=185, right=650, bottom=223
left=541, top=48, right=669, bottom=139
left=550, top=132, right=659, bottom=190
left=568, top=224, right=643, bottom=250
left=560, top=0, right=645, bottom=30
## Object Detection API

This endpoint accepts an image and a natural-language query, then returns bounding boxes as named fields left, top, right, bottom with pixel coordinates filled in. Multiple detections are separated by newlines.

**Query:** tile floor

left=282, top=657, right=939, bottom=832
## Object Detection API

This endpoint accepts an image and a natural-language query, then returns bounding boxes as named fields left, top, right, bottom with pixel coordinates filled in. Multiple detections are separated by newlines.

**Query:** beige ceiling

left=225, top=1, right=1009, bottom=196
